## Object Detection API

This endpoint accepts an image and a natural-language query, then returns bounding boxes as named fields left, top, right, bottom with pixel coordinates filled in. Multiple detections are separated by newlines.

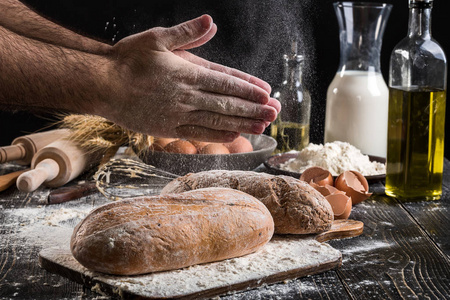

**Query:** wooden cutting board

left=39, top=219, right=363, bottom=300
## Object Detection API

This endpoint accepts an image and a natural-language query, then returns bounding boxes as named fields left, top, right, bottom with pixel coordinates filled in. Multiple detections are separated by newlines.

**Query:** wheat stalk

left=57, top=114, right=153, bottom=162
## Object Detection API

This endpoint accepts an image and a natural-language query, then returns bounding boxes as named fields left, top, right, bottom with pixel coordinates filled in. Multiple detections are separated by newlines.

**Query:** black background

left=1, top=0, right=449, bottom=158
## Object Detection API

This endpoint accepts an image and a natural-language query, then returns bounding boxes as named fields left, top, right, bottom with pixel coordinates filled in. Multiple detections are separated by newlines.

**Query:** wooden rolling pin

left=16, top=138, right=98, bottom=193
left=0, top=129, right=70, bottom=165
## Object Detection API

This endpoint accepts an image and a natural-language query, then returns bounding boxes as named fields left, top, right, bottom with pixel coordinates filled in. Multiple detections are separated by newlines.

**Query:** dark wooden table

left=1, top=159, right=449, bottom=299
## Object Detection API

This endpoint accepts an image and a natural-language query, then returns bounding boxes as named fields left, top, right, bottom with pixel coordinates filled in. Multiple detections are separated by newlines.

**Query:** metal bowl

left=138, top=134, right=277, bottom=175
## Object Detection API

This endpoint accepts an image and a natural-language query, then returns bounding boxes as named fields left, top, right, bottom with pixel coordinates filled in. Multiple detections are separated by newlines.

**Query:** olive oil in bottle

left=270, top=121, right=310, bottom=153
left=271, top=43, right=311, bottom=153
left=386, top=0, right=447, bottom=200
left=385, top=87, right=446, bottom=200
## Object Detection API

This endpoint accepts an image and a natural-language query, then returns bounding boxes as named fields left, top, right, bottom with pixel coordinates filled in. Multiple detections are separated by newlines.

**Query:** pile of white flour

left=280, top=141, right=386, bottom=176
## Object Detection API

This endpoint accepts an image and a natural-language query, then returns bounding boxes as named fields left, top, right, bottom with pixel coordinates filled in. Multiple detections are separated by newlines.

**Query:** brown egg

left=164, top=140, right=197, bottom=154
left=300, top=167, right=334, bottom=187
left=223, top=136, right=253, bottom=153
left=150, top=137, right=177, bottom=151
left=310, top=182, right=344, bottom=197
left=335, top=170, right=372, bottom=205
left=189, top=140, right=211, bottom=152
left=199, top=143, right=230, bottom=154
left=325, top=193, right=352, bottom=220
left=149, top=143, right=165, bottom=152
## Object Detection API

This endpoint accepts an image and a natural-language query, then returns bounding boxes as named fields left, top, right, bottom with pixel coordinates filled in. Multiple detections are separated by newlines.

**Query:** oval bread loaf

left=161, top=170, right=334, bottom=234
left=70, top=187, right=274, bottom=275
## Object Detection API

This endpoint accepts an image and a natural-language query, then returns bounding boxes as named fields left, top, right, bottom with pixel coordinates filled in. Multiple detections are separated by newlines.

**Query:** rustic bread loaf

left=70, top=187, right=274, bottom=275
left=161, top=170, right=334, bottom=234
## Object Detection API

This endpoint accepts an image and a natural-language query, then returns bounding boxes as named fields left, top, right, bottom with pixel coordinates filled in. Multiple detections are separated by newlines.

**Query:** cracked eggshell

left=300, top=167, right=334, bottom=187
left=309, top=182, right=344, bottom=197
left=325, top=193, right=352, bottom=220
left=335, top=170, right=372, bottom=205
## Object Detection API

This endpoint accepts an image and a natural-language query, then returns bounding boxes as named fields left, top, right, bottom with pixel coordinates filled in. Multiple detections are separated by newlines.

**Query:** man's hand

left=0, top=9, right=280, bottom=143
left=103, top=15, right=280, bottom=142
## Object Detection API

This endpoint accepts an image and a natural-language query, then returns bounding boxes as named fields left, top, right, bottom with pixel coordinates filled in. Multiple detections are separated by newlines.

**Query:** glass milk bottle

left=271, top=46, right=311, bottom=153
left=324, top=2, right=392, bottom=158
left=385, top=0, right=447, bottom=201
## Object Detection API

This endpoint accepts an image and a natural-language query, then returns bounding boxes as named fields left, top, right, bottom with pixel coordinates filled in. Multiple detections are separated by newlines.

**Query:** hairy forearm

left=0, top=25, right=112, bottom=114
left=0, top=0, right=111, bottom=54
left=0, top=14, right=279, bottom=141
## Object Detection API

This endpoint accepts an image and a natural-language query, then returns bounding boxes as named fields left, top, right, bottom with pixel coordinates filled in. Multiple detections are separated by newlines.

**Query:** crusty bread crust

left=70, top=187, right=274, bottom=275
left=162, top=171, right=334, bottom=234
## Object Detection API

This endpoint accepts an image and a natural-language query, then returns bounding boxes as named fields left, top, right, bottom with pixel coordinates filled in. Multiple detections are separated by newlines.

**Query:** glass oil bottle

left=270, top=43, right=311, bottom=153
left=385, top=0, right=447, bottom=201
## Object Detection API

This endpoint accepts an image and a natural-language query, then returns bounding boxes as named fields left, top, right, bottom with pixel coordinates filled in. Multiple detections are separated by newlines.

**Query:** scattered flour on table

left=3, top=199, right=341, bottom=299
left=340, top=240, right=392, bottom=256
left=91, top=237, right=340, bottom=298
left=44, top=207, right=88, bottom=226
left=1, top=202, right=97, bottom=250
left=280, top=141, right=386, bottom=176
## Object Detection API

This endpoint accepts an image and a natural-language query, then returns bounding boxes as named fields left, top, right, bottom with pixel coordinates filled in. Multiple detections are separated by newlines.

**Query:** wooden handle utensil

left=0, top=169, right=29, bottom=192
left=17, top=159, right=60, bottom=192
left=17, top=138, right=97, bottom=193
left=0, top=129, right=70, bottom=165
left=314, top=219, right=364, bottom=242
left=47, top=181, right=98, bottom=204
